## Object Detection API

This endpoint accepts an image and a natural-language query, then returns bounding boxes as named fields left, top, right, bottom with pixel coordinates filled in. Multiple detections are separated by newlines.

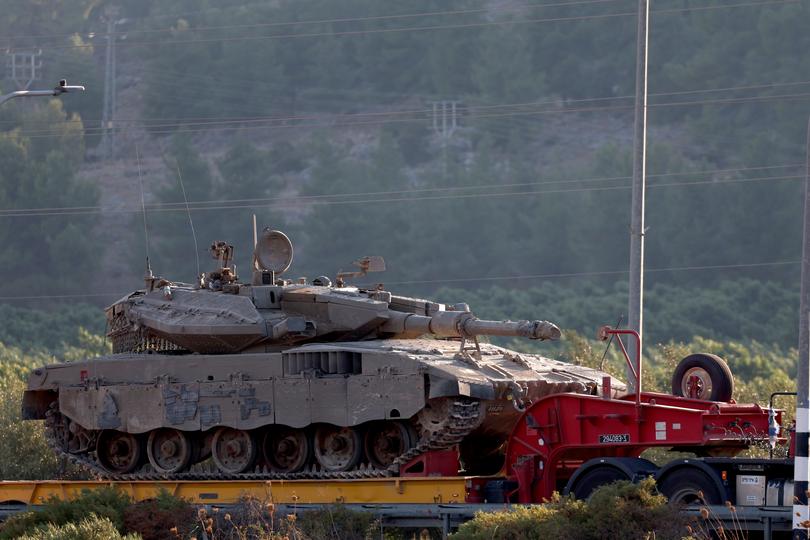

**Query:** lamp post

left=0, top=80, right=85, bottom=107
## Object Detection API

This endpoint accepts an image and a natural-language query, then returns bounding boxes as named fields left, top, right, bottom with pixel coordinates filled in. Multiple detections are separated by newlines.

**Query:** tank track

left=44, top=399, right=481, bottom=481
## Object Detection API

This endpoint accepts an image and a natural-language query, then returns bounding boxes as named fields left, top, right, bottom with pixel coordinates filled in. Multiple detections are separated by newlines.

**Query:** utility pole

left=794, top=116, right=810, bottom=540
left=627, top=0, right=650, bottom=393
left=5, top=49, right=42, bottom=90
left=431, top=100, right=459, bottom=179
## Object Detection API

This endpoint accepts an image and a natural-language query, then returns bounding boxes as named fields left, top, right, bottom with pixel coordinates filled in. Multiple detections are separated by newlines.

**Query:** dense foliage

left=451, top=478, right=688, bottom=540
left=438, top=278, right=799, bottom=350
left=14, top=515, right=140, bottom=540
left=0, top=101, right=97, bottom=297
left=0, top=487, right=382, bottom=539
left=0, top=488, right=133, bottom=539
left=0, top=304, right=104, bottom=352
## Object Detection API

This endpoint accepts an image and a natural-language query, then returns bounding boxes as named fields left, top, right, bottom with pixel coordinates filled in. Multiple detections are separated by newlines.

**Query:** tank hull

left=24, top=339, right=617, bottom=478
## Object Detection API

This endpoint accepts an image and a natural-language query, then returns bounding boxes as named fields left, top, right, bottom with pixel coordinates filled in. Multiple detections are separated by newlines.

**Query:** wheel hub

left=109, top=441, right=123, bottom=455
left=264, top=429, right=309, bottom=473
left=97, top=431, right=141, bottom=474
left=314, top=426, right=361, bottom=472
left=212, top=428, right=256, bottom=474
left=226, top=440, right=243, bottom=457
left=364, top=421, right=414, bottom=469
left=160, top=440, right=177, bottom=457
left=330, top=436, right=347, bottom=452
left=682, top=367, right=712, bottom=399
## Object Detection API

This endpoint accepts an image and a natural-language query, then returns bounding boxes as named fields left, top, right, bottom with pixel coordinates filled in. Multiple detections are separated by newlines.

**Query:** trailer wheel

left=671, top=353, right=734, bottom=402
left=569, top=465, right=628, bottom=500
left=658, top=467, right=723, bottom=505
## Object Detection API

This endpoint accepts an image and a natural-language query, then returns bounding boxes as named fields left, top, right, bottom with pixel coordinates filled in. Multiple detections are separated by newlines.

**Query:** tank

left=23, top=229, right=621, bottom=479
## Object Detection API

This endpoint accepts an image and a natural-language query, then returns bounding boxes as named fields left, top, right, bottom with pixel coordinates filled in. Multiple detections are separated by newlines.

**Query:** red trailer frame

left=503, top=328, right=782, bottom=503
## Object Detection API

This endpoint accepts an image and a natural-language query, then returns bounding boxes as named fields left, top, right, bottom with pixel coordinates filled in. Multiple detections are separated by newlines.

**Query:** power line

left=0, top=171, right=800, bottom=219
left=0, top=0, right=627, bottom=44
left=14, top=87, right=810, bottom=139
left=6, top=75, right=810, bottom=134
left=0, top=162, right=796, bottom=217
left=13, top=0, right=799, bottom=52
left=379, top=260, right=800, bottom=286
left=0, top=258, right=797, bottom=302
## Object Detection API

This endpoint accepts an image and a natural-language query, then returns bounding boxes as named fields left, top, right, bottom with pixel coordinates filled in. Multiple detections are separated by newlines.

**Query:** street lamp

left=0, top=80, right=85, bottom=107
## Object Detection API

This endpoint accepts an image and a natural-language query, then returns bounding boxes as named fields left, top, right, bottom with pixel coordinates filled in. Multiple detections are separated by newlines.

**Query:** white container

left=765, top=479, right=794, bottom=507
left=736, top=475, right=766, bottom=506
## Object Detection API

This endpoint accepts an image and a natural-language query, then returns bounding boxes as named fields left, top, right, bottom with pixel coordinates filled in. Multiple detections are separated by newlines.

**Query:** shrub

left=122, top=491, right=196, bottom=540
left=0, top=341, right=88, bottom=480
left=195, top=498, right=297, bottom=540
left=0, top=488, right=132, bottom=539
left=192, top=498, right=385, bottom=540
left=451, top=478, right=688, bottom=540
left=295, top=505, right=380, bottom=540
left=449, top=502, right=582, bottom=540
left=14, top=514, right=140, bottom=540
left=0, top=376, right=64, bottom=480
left=583, top=478, right=686, bottom=539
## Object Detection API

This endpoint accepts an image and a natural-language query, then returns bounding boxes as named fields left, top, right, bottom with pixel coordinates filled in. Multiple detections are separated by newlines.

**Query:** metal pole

left=110, top=22, right=117, bottom=159
left=794, top=116, right=810, bottom=539
left=101, top=15, right=114, bottom=158
left=627, top=0, right=649, bottom=393
left=0, top=89, right=53, bottom=107
left=0, top=82, right=84, bottom=107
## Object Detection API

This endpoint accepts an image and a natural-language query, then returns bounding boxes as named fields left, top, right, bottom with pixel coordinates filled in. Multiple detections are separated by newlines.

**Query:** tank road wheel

left=96, top=430, right=143, bottom=475
left=146, top=429, right=192, bottom=474
left=211, top=427, right=257, bottom=474
left=671, top=353, right=734, bottom=402
left=364, top=421, right=415, bottom=469
left=262, top=427, right=310, bottom=473
left=313, top=425, right=362, bottom=472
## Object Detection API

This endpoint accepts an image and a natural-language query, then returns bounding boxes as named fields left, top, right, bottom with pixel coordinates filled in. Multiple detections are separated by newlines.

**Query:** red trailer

left=404, top=327, right=790, bottom=508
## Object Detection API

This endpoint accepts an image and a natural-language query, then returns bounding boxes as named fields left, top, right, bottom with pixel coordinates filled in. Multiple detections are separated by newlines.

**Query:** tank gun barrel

left=383, top=310, right=561, bottom=341
left=462, top=318, right=561, bottom=340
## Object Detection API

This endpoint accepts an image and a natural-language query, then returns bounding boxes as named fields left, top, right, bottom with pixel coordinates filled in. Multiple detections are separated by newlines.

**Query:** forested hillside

left=0, top=0, right=808, bottom=352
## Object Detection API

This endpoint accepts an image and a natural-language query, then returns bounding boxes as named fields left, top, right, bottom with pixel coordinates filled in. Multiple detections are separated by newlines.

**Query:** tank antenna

left=252, top=214, right=258, bottom=249
left=135, top=144, right=153, bottom=281
left=176, top=162, right=201, bottom=278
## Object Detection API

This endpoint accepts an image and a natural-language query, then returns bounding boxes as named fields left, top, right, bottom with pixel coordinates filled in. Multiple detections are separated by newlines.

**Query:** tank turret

left=106, top=229, right=562, bottom=355
left=23, top=228, right=620, bottom=480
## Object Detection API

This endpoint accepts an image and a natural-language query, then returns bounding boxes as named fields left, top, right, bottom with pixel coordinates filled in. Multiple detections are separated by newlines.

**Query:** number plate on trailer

left=599, top=434, right=630, bottom=443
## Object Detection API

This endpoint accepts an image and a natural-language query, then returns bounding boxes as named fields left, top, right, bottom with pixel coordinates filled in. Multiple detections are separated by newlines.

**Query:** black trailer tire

left=569, top=465, right=628, bottom=500
left=658, top=467, right=723, bottom=505
left=671, top=353, right=734, bottom=402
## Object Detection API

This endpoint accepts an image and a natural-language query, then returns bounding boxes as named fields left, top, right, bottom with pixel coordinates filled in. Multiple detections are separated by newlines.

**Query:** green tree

left=0, top=101, right=97, bottom=296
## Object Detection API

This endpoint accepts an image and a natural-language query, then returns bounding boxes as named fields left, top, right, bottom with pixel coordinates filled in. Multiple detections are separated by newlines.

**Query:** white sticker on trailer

left=655, top=430, right=667, bottom=441
left=672, top=423, right=681, bottom=430
left=655, top=421, right=666, bottom=430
